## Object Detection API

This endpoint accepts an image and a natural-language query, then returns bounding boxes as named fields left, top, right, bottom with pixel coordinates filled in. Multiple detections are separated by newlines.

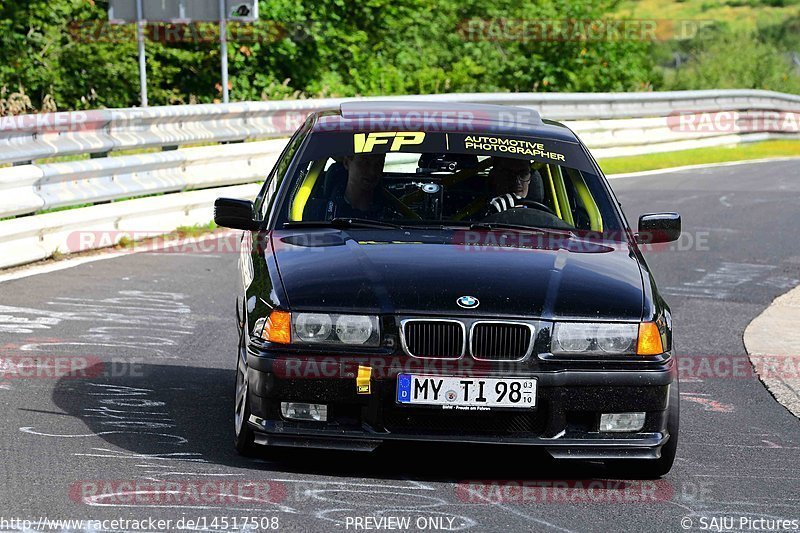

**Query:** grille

left=384, top=408, right=546, bottom=436
left=402, top=320, right=465, bottom=359
left=470, top=322, right=533, bottom=360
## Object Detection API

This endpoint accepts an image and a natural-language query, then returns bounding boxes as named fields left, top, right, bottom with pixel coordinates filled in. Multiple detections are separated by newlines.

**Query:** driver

left=328, top=153, right=387, bottom=218
left=486, top=157, right=534, bottom=214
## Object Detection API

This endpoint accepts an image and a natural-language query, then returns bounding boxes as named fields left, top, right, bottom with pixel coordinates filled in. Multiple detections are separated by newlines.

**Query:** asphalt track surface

left=1, top=159, right=799, bottom=532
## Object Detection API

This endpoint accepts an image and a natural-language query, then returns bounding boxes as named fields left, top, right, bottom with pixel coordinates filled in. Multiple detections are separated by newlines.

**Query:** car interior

left=289, top=153, right=603, bottom=231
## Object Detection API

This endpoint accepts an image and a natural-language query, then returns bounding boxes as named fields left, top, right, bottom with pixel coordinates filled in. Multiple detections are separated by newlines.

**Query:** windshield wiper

left=283, top=218, right=404, bottom=230
left=466, top=222, right=574, bottom=237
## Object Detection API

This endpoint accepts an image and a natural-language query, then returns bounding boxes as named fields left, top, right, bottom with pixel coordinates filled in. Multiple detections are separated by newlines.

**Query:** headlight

left=552, top=322, right=638, bottom=355
left=595, top=324, right=638, bottom=353
left=554, top=323, right=594, bottom=353
left=294, top=313, right=332, bottom=342
left=293, top=313, right=379, bottom=346
left=335, top=315, right=374, bottom=344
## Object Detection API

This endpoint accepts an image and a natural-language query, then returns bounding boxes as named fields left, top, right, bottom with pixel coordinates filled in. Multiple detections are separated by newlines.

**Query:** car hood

left=271, top=229, right=645, bottom=321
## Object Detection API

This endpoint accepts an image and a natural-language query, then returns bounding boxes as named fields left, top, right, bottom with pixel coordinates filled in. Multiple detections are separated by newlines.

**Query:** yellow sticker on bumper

left=356, top=365, right=371, bottom=394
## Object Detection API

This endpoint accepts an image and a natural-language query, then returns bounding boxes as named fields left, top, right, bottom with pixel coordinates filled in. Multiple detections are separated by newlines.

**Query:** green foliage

left=758, top=13, right=800, bottom=51
left=744, top=0, right=800, bottom=7
left=662, top=21, right=800, bottom=93
left=176, top=221, right=218, bottom=238
left=1, top=0, right=658, bottom=111
left=3, top=0, right=796, bottom=113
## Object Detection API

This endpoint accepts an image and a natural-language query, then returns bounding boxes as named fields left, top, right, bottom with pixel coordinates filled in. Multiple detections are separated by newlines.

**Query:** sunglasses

left=501, top=171, right=532, bottom=184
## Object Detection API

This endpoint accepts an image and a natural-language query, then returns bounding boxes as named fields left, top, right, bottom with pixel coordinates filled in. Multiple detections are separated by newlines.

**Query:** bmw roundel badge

left=457, top=295, right=480, bottom=309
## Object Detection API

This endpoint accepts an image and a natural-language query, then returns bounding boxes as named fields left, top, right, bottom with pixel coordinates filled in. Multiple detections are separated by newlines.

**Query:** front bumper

left=245, top=350, right=677, bottom=460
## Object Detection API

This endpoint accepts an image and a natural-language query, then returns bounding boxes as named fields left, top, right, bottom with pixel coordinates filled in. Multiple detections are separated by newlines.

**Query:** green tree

left=1, top=0, right=659, bottom=112
left=664, top=25, right=800, bottom=93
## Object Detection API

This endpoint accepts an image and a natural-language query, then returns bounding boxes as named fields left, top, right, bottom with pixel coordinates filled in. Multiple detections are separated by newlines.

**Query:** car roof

left=309, top=101, right=579, bottom=143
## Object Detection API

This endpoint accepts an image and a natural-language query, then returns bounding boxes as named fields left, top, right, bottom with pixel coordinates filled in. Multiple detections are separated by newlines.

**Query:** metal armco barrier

left=1, top=89, right=799, bottom=269
left=3, top=90, right=799, bottom=164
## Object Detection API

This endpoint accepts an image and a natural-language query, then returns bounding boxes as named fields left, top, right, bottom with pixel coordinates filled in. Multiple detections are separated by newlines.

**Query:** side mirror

left=214, top=198, right=260, bottom=231
left=637, top=213, right=681, bottom=244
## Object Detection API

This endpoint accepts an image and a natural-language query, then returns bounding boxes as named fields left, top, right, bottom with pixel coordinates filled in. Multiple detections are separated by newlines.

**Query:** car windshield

left=276, top=130, right=624, bottom=235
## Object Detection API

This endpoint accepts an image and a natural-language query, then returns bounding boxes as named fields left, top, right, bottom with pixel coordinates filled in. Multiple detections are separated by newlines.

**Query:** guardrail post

left=219, top=0, right=229, bottom=103
left=136, top=0, right=148, bottom=106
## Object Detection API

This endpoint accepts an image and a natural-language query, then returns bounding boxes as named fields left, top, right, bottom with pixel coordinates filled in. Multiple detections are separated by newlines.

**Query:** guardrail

left=1, top=89, right=799, bottom=270
left=4, top=90, right=800, bottom=166
left=0, top=139, right=287, bottom=217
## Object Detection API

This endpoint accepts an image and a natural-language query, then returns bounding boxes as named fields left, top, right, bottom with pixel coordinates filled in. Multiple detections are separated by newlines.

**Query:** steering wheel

left=515, top=199, right=557, bottom=216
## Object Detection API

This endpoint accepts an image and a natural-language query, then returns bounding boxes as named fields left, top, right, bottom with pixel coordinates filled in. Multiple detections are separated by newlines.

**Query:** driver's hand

left=487, top=193, right=525, bottom=215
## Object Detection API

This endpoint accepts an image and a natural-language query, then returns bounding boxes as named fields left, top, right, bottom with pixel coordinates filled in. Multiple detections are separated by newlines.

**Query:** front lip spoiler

left=248, top=415, right=669, bottom=459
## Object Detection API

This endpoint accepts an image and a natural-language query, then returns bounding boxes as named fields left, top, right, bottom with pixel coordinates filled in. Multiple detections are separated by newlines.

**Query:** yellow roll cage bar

left=290, top=158, right=603, bottom=231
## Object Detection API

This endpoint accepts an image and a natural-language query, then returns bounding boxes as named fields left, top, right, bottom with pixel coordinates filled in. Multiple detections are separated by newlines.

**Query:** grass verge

left=613, top=0, right=797, bottom=34
left=175, top=221, right=218, bottom=238
left=116, top=221, right=219, bottom=249
left=0, top=221, right=225, bottom=274
left=598, top=139, right=800, bottom=175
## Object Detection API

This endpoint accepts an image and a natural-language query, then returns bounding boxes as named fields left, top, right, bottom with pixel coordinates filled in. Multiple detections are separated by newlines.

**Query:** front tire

left=234, top=328, right=256, bottom=455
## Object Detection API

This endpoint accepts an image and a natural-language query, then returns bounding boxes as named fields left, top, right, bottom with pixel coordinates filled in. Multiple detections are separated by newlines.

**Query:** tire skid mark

left=680, top=393, right=735, bottom=413
left=19, top=427, right=188, bottom=445
left=0, top=291, right=194, bottom=359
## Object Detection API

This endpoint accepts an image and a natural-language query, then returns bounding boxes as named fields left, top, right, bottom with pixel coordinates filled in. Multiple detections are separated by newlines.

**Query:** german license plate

left=396, top=374, right=536, bottom=409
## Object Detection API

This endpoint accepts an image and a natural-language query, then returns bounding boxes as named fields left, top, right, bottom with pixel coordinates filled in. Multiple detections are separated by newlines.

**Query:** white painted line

left=0, top=229, right=238, bottom=284
left=0, top=254, right=126, bottom=284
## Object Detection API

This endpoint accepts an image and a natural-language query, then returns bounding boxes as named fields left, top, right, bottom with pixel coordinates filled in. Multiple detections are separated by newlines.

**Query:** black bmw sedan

left=214, top=101, right=682, bottom=478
